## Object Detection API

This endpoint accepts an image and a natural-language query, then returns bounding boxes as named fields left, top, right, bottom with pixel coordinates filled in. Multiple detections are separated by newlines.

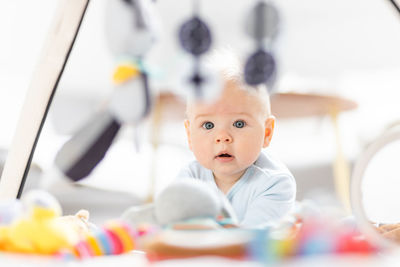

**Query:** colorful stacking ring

left=86, top=233, right=104, bottom=256
left=104, top=228, right=124, bottom=254
left=106, top=222, right=135, bottom=252
left=71, top=220, right=137, bottom=258
left=74, top=240, right=94, bottom=258
left=95, top=229, right=113, bottom=255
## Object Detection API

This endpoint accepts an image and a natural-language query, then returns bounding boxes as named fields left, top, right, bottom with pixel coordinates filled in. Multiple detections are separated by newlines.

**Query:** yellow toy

left=55, top=209, right=96, bottom=239
left=0, top=190, right=138, bottom=259
left=0, top=190, right=94, bottom=255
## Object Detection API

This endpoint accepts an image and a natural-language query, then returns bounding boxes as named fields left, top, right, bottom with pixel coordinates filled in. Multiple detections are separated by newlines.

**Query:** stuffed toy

left=121, top=179, right=238, bottom=229
left=0, top=190, right=95, bottom=255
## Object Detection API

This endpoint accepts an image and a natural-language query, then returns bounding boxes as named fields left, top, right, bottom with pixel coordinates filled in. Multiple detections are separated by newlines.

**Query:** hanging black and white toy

left=178, top=1, right=213, bottom=98
left=244, top=0, right=280, bottom=90
left=53, top=0, right=159, bottom=182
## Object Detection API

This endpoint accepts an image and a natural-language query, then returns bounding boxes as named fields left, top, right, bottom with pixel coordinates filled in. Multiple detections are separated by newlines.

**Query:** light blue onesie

left=176, top=151, right=296, bottom=228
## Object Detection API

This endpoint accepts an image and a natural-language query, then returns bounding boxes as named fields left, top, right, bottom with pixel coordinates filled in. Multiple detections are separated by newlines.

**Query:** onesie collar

left=226, top=166, right=254, bottom=201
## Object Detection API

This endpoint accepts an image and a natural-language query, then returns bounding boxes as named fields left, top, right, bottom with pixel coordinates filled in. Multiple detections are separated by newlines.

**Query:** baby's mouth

left=216, top=153, right=233, bottom=159
left=215, top=152, right=234, bottom=162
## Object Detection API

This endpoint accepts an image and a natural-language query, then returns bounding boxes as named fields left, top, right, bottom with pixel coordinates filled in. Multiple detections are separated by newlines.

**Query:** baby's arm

left=240, top=174, right=296, bottom=228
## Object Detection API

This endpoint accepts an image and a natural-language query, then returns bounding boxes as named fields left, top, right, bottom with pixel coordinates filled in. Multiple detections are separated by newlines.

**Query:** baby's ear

left=184, top=119, right=192, bottom=150
left=263, top=116, right=275, bottom=148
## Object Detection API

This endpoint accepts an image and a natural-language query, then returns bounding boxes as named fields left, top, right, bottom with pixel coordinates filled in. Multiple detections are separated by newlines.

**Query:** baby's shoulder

left=249, top=152, right=296, bottom=187
left=177, top=160, right=212, bottom=181
left=254, top=151, right=292, bottom=174
left=246, top=164, right=296, bottom=200
left=250, top=165, right=294, bottom=186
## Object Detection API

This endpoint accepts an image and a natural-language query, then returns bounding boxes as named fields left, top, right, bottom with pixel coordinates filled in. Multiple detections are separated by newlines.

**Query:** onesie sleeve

left=240, top=173, right=296, bottom=228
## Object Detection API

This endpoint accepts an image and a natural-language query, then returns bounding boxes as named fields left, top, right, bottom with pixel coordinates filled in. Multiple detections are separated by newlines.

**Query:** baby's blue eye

left=202, top=121, right=214, bottom=130
left=233, top=120, right=246, bottom=128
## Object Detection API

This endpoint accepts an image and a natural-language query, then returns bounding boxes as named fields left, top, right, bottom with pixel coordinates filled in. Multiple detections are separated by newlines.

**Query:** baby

left=177, top=51, right=296, bottom=228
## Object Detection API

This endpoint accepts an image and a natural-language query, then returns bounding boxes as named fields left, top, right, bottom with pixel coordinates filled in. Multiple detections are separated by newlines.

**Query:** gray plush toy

left=121, top=179, right=238, bottom=227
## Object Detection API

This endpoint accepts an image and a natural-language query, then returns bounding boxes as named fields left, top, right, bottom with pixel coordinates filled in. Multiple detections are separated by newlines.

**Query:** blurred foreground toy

left=0, top=200, right=22, bottom=225
left=121, top=179, right=238, bottom=229
left=55, top=209, right=96, bottom=239
left=0, top=190, right=83, bottom=254
left=144, top=229, right=253, bottom=261
left=140, top=200, right=380, bottom=263
left=0, top=190, right=141, bottom=259
left=248, top=209, right=379, bottom=263
left=72, top=220, right=137, bottom=258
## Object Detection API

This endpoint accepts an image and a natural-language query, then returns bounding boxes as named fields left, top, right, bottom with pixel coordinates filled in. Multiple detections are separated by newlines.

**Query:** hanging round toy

left=244, top=49, right=276, bottom=86
left=244, top=0, right=280, bottom=90
left=179, top=17, right=212, bottom=56
left=178, top=0, right=213, bottom=99
left=245, top=1, right=280, bottom=43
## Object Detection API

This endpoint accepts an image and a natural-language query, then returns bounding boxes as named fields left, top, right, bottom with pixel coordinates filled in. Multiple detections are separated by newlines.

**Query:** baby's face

left=185, top=81, right=275, bottom=180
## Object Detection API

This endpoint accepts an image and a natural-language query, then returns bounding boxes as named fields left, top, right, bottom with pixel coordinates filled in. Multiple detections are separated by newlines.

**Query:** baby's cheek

left=237, top=136, right=263, bottom=164
left=193, top=150, right=212, bottom=170
left=191, top=137, right=212, bottom=167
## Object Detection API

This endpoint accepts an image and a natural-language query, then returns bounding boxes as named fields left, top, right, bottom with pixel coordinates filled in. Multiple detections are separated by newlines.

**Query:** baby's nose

left=215, top=132, right=232, bottom=144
